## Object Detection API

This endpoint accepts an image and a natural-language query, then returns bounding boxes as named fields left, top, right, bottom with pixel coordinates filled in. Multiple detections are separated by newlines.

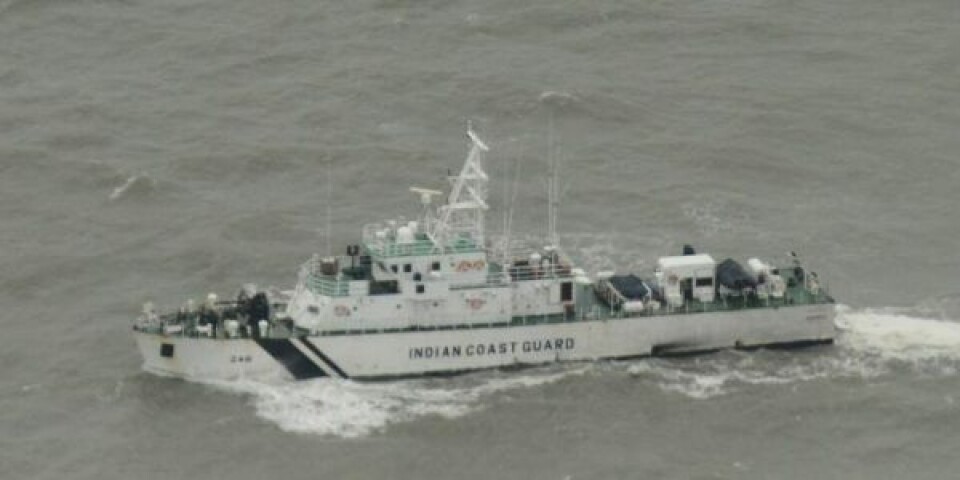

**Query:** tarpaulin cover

left=608, top=274, right=652, bottom=300
left=716, top=258, right=757, bottom=290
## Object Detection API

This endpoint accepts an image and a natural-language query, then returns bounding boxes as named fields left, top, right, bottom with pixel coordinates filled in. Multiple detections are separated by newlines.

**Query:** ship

left=132, top=130, right=836, bottom=381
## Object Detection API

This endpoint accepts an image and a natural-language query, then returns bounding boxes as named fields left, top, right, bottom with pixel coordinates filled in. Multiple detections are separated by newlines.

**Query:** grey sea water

left=2, top=0, right=959, bottom=478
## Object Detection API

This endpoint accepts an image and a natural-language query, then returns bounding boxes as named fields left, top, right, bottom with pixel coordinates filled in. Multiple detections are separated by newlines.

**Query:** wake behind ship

left=132, top=130, right=836, bottom=380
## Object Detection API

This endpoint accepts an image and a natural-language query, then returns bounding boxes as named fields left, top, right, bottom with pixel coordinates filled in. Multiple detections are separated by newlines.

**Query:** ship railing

left=448, top=271, right=511, bottom=290
left=363, top=238, right=435, bottom=257
left=299, top=258, right=351, bottom=297
left=503, top=260, right=575, bottom=282
left=363, top=237, right=485, bottom=258
left=133, top=302, right=293, bottom=339
left=489, top=242, right=577, bottom=274
left=767, top=261, right=833, bottom=303
left=362, top=223, right=483, bottom=258
left=304, top=274, right=351, bottom=297
left=488, top=241, right=541, bottom=261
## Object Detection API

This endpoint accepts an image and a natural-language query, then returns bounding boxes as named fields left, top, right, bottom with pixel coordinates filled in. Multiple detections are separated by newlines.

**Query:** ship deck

left=135, top=281, right=832, bottom=340
left=313, top=281, right=832, bottom=337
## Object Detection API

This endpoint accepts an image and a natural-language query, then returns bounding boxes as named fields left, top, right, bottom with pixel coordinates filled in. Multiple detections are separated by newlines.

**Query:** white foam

left=836, top=307, right=960, bottom=360
left=628, top=306, right=960, bottom=399
left=627, top=355, right=833, bottom=400
left=628, top=362, right=730, bottom=399
left=205, top=367, right=582, bottom=438
left=538, top=90, right=579, bottom=105
left=109, top=175, right=140, bottom=200
left=207, top=307, right=960, bottom=427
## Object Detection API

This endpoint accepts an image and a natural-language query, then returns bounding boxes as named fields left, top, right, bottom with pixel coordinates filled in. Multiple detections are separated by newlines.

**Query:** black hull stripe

left=299, top=338, right=349, bottom=379
left=254, top=338, right=327, bottom=380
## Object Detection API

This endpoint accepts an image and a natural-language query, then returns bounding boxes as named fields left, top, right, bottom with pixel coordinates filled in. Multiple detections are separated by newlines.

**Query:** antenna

left=325, top=157, right=332, bottom=257
left=546, top=109, right=560, bottom=248
left=503, top=150, right=521, bottom=260
left=500, top=143, right=510, bottom=255
left=539, top=91, right=575, bottom=250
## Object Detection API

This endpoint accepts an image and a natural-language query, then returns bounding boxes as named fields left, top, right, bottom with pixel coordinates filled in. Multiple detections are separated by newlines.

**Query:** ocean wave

left=835, top=306, right=960, bottom=371
left=627, top=306, right=960, bottom=399
left=201, top=306, right=960, bottom=434
left=626, top=352, right=887, bottom=400
left=108, top=174, right=155, bottom=201
left=538, top=90, right=580, bottom=108
left=534, top=90, right=646, bottom=123
left=204, top=367, right=584, bottom=438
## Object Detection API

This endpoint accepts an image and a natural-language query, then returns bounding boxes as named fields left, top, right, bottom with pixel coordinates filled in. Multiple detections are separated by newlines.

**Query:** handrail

left=449, top=272, right=511, bottom=289
left=305, top=274, right=350, bottom=296
left=132, top=302, right=290, bottom=339
left=362, top=238, right=482, bottom=258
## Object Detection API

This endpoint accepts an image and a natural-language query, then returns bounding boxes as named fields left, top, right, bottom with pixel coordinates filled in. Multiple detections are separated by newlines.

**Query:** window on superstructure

left=403, top=264, right=412, bottom=273
left=416, top=284, right=425, bottom=294
left=390, top=264, right=398, bottom=274
left=431, top=261, right=441, bottom=271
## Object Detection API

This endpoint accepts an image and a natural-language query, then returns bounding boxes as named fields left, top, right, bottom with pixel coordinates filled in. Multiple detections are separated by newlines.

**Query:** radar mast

left=427, top=128, right=490, bottom=249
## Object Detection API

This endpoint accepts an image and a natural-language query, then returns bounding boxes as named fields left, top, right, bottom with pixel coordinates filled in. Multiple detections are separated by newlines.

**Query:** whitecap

left=538, top=90, right=580, bottom=108
left=108, top=174, right=152, bottom=201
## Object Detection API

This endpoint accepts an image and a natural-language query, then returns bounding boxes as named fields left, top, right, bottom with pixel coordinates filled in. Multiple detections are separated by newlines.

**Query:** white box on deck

left=657, top=254, right=717, bottom=306
left=657, top=254, right=716, bottom=277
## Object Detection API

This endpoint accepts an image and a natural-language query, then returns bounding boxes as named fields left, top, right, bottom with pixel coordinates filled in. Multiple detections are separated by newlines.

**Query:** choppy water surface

left=2, top=1, right=959, bottom=479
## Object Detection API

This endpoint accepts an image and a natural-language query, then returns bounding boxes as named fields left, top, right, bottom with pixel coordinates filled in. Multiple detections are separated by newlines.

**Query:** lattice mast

left=428, top=129, right=490, bottom=249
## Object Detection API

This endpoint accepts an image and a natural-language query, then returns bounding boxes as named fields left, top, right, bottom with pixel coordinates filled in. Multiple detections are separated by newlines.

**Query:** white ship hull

left=135, top=303, right=835, bottom=381
left=133, top=131, right=838, bottom=382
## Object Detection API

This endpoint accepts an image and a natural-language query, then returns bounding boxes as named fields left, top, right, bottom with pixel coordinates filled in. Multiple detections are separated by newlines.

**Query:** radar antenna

left=410, top=186, right=443, bottom=233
